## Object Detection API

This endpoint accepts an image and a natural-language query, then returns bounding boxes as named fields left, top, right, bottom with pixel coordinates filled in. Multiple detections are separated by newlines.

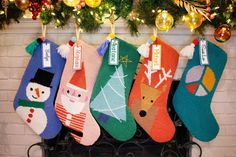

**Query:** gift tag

left=152, top=44, right=162, bottom=70
left=109, top=39, right=119, bottom=65
left=73, top=45, right=82, bottom=70
left=42, top=43, right=52, bottom=68
left=199, top=39, right=209, bottom=65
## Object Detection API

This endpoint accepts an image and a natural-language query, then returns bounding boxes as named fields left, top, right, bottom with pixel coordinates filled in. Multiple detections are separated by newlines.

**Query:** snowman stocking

left=55, top=39, right=101, bottom=146
left=90, top=37, right=140, bottom=141
left=14, top=38, right=65, bottom=139
left=128, top=37, right=179, bottom=142
left=173, top=39, right=227, bottom=142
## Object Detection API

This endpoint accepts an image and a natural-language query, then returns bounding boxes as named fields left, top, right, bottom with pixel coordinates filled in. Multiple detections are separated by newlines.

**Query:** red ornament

left=33, top=2, right=39, bottom=7
left=33, top=11, right=38, bottom=16
left=32, top=15, right=37, bottom=20
left=214, top=24, right=231, bottom=42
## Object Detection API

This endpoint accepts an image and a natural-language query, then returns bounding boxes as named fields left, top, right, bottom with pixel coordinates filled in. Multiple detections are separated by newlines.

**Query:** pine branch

left=174, top=0, right=211, bottom=21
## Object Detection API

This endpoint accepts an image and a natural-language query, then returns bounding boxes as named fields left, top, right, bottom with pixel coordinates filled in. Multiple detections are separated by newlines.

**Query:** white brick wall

left=0, top=20, right=235, bottom=157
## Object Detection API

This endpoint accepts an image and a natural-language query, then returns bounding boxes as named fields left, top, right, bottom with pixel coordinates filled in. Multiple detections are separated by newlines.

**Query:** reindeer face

left=139, top=83, right=161, bottom=117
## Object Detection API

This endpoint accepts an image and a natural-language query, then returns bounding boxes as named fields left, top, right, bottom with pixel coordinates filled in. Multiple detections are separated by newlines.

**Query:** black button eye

left=78, top=94, right=81, bottom=97
left=30, top=88, right=33, bottom=91
left=142, top=96, right=145, bottom=99
left=67, top=90, right=70, bottom=94
left=42, top=91, right=44, bottom=94
left=150, top=100, right=154, bottom=103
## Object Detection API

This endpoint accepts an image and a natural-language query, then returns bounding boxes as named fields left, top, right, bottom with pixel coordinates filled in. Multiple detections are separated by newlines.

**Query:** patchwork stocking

left=90, top=37, right=140, bottom=141
left=55, top=40, right=101, bottom=146
left=14, top=39, right=65, bottom=139
left=128, top=37, right=179, bottom=142
left=173, top=39, right=227, bottom=141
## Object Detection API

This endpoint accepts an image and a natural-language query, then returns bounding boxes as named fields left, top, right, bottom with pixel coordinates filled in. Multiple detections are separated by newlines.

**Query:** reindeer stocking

left=128, top=37, right=179, bottom=142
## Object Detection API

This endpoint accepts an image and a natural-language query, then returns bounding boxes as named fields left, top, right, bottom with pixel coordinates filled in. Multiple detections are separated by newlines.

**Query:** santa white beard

left=61, top=94, right=86, bottom=114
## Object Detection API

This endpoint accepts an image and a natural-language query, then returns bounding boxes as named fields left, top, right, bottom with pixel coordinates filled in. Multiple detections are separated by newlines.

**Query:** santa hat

left=67, top=63, right=87, bottom=92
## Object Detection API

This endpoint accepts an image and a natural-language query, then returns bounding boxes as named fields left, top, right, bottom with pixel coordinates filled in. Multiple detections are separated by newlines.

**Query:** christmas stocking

left=55, top=39, right=101, bottom=146
left=14, top=38, right=65, bottom=139
left=173, top=39, right=227, bottom=142
left=128, top=37, right=179, bottom=142
left=90, top=37, right=140, bottom=141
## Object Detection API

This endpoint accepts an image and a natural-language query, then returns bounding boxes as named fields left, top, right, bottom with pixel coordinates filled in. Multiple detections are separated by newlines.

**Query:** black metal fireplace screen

left=27, top=81, right=202, bottom=157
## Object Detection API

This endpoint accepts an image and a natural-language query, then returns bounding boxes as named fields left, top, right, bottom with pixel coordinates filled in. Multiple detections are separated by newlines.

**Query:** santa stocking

left=128, top=37, right=179, bottom=142
left=90, top=37, right=140, bottom=141
left=55, top=39, right=101, bottom=146
left=173, top=39, right=227, bottom=142
left=14, top=39, right=65, bottom=139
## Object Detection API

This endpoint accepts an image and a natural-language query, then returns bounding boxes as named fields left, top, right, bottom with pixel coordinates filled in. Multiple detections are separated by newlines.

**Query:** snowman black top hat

left=30, top=69, right=54, bottom=88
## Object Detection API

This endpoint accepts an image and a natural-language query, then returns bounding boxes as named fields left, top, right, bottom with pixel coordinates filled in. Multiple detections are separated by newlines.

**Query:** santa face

left=26, top=82, right=51, bottom=102
left=61, top=84, right=88, bottom=114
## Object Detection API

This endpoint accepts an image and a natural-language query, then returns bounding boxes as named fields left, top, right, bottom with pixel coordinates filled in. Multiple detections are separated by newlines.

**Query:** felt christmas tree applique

left=90, top=65, right=127, bottom=123
left=129, top=37, right=179, bottom=143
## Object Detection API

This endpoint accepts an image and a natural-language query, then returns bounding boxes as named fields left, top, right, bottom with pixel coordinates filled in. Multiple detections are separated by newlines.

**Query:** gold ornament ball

left=214, top=24, right=231, bottom=42
left=63, top=0, right=80, bottom=7
left=85, top=0, right=102, bottom=8
left=183, top=11, right=203, bottom=30
left=14, top=0, right=30, bottom=11
left=155, top=10, right=174, bottom=31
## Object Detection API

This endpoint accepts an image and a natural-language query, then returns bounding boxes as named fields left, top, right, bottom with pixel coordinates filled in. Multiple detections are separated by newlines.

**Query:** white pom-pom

left=137, top=43, right=150, bottom=58
left=57, top=44, right=71, bottom=58
left=180, top=43, right=195, bottom=59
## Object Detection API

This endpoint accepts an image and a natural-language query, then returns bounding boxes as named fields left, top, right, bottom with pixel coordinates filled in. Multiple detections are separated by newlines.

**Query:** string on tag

left=153, top=28, right=158, bottom=38
left=73, top=24, right=82, bottom=70
left=110, top=11, right=115, bottom=35
left=41, top=24, right=47, bottom=39
left=75, top=24, right=81, bottom=45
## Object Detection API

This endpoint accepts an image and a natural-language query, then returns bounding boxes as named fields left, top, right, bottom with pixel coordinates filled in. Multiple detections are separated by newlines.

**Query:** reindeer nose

left=139, top=110, right=146, bottom=117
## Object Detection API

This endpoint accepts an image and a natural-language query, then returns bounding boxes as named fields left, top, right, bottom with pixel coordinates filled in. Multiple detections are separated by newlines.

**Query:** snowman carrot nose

left=35, top=88, right=40, bottom=98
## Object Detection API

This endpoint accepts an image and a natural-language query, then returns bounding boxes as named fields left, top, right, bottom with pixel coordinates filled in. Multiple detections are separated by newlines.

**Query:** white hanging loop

left=41, top=24, right=47, bottom=39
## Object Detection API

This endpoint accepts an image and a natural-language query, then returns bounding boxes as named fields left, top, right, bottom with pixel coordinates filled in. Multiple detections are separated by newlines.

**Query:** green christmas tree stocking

left=173, top=39, right=227, bottom=142
left=90, top=37, right=140, bottom=141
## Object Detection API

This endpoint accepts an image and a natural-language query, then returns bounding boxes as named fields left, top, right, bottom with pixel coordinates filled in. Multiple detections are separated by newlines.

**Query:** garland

left=0, top=0, right=236, bottom=35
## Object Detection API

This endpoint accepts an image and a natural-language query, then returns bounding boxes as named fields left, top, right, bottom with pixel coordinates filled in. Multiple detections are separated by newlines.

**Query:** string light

left=0, top=11, right=4, bottom=15
left=56, top=19, right=61, bottom=25
left=1, top=0, right=236, bottom=38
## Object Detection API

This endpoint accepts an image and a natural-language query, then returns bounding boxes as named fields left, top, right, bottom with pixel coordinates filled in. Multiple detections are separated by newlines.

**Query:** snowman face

left=26, top=82, right=51, bottom=102
left=61, top=84, right=88, bottom=114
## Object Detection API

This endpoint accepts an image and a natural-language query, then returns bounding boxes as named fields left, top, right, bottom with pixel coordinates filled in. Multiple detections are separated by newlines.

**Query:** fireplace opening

left=41, top=81, right=195, bottom=157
